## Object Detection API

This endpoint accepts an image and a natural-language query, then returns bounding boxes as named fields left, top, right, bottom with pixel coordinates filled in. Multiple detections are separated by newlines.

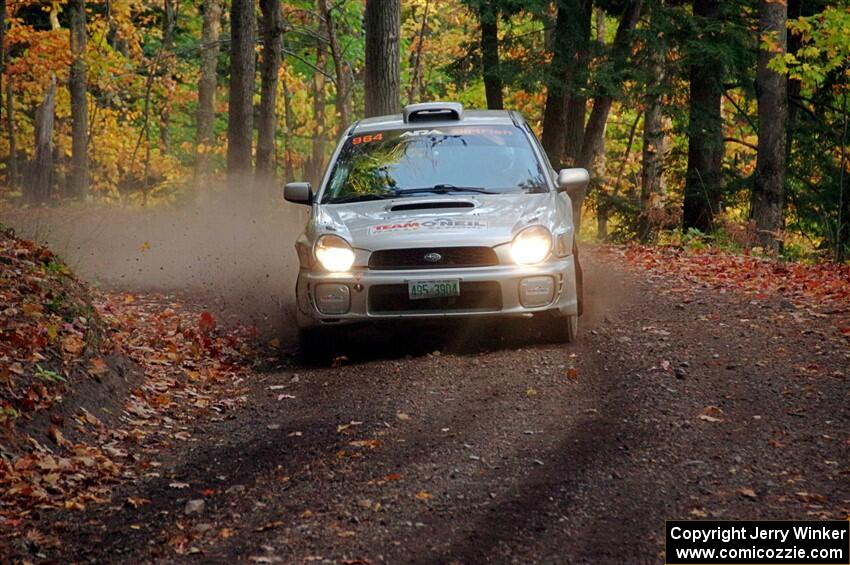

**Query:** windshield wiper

left=329, top=193, right=399, bottom=204
left=394, top=184, right=499, bottom=195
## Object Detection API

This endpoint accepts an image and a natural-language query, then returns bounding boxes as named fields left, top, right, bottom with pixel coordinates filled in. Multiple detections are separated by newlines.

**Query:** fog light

left=314, top=283, right=350, bottom=314
left=519, top=276, right=555, bottom=308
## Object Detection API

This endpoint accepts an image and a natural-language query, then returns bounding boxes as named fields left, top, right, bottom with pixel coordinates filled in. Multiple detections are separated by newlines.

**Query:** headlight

left=510, top=226, right=552, bottom=265
left=315, top=234, right=355, bottom=272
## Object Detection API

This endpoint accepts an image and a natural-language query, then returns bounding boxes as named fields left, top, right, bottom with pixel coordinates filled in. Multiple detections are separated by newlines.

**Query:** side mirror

left=284, top=182, right=313, bottom=205
left=557, top=168, right=590, bottom=200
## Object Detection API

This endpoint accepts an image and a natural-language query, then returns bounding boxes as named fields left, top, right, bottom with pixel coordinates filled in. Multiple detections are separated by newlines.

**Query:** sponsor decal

left=368, top=218, right=488, bottom=234
left=398, top=128, right=514, bottom=139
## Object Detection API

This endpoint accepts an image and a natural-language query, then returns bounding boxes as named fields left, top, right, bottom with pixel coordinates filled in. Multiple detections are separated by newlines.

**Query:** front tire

left=553, top=310, right=578, bottom=343
left=298, top=326, right=335, bottom=362
left=574, top=242, right=584, bottom=317
left=543, top=313, right=578, bottom=343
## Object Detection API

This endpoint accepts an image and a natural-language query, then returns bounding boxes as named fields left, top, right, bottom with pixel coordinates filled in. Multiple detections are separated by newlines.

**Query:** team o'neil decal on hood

left=369, top=218, right=488, bottom=235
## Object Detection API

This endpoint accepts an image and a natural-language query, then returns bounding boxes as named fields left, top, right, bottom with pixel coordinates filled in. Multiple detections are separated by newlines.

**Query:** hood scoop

left=389, top=200, right=475, bottom=212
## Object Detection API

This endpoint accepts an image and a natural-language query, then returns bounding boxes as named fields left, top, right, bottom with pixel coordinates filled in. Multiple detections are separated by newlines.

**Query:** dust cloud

left=1, top=186, right=307, bottom=337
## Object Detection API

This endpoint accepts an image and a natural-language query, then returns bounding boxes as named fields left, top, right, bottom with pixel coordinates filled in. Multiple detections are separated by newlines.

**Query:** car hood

left=313, top=193, right=559, bottom=250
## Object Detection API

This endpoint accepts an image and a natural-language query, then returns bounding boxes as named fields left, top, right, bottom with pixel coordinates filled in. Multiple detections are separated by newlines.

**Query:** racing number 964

left=352, top=133, right=383, bottom=145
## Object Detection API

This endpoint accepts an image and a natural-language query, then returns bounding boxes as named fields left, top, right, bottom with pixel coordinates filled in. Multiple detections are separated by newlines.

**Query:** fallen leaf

left=739, top=488, right=758, bottom=499
left=254, top=520, right=284, bottom=532
left=414, top=491, right=433, bottom=501
left=126, top=497, right=150, bottom=509
left=697, top=406, right=725, bottom=423
left=349, top=439, right=381, bottom=449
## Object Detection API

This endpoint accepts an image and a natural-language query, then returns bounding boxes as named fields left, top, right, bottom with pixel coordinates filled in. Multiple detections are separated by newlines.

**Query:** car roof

left=351, top=108, right=522, bottom=135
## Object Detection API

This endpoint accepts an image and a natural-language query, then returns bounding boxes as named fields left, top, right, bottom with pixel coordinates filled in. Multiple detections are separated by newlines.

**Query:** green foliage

left=35, top=365, right=66, bottom=384
left=770, top=6, right=850, bottom=86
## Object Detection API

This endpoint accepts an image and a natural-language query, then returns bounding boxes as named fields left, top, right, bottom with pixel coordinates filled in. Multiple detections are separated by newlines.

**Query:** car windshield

left=321, top=125, right=549, bottom=204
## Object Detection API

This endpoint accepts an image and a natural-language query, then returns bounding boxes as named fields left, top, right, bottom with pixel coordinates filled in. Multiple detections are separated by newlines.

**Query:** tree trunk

left=309, top=45, right=327, bottom=186
left=30, top=78, right=57, bottom=203
left=577, top=0, right=643, bottom=172
left=572, top=0, right=643, bottom=230
left=562, top=4, right=592, bottom=166
left=256, top=0, right=282, bottom=182
left=682, top=0, right=724, bottom=233
left=0, top=0, right=4, bottom=130
left=640, top=94, right=665, bottom=240
left=479, top=3, right=503, bottom=110
left=541, top=1, right=574, bottom=165
left=597, top=109, right=640, bottom=240
left=69, top=0, right=88, bottom=198
left=1, top=0, right=16, bottom=189
left=320, top=0, right=352, bottom=134
left=639, top=0, right=668, bottom=242
left=158, top=0, right=177, bottom=152
left=562, top=96, right=586, bottom=165
left=195, top=0, right=222, bottom=182
left=281, top=62, right=295, bottom=182
left=364, top=0, right=400, bottom=117
left=407, top=0, right=430, bottom=105
left=4, top=76, right=15, bottom=189
left=751, top=0, right=788, bottom=253
left=227, top=0, right=256, bottom=181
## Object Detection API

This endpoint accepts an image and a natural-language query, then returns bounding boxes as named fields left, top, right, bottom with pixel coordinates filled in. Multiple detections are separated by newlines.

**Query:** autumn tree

left=751, top=0, right=788, bottom=252
left=1, top=0, right=16, bottom=189
left=227, top=0, right=257, bottom=180
left=682, top=0, right=724, bottom=233
left=572, top=0, right=643, bottom=229
left=541, top=0, right=590, bottom=165
left=29, top=77, right=56, bottom=203
left=320, top=0, right=353, bottom=132
left=364, top=0, right=401, bottom=117
left=195, top=0, right=223, bottom=182
left=256, top=0, right=283, bottom=182
left=68, top=0, right=88, bottom=198
left=478, top=2, right=503, bottom=109
left=159, top=0, right=177, bottom=152
left=639, top=0, right=669, bottom=241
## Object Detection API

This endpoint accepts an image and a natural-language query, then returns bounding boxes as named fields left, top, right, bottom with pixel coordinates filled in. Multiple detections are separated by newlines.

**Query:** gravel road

left=26, top=251, right=850, bottom=564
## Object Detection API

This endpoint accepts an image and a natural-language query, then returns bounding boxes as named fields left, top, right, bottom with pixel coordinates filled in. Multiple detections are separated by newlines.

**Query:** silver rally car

left=284, top=102, right=589, bottom=347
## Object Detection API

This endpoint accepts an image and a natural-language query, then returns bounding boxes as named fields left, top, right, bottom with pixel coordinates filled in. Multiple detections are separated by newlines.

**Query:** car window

left=321, top=125, right=549, bottom=204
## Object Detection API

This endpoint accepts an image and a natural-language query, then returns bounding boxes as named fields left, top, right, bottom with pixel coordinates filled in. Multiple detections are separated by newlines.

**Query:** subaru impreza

left=284, top=102, right=588, bottom=350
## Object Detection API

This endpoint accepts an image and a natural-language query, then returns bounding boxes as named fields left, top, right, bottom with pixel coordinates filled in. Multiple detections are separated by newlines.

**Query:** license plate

left=408, top=279, right=460, bottom=300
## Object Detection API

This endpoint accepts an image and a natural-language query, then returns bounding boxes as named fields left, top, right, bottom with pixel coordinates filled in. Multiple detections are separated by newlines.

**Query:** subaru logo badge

left=424, top=252, right=442, bottom=263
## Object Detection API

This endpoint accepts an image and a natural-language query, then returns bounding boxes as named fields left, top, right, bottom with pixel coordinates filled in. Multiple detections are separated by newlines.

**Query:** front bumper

left=295, top=256, right=578, bottom=328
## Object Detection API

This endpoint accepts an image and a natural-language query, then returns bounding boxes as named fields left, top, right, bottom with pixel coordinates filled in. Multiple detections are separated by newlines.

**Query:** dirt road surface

left=13, top=251, right=850, bottom=564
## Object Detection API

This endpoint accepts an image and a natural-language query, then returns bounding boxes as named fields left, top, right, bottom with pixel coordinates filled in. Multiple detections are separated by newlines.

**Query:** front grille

left=369, top=282, right=502, bottom=314
left=369, top=247, right=498, bottom=270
